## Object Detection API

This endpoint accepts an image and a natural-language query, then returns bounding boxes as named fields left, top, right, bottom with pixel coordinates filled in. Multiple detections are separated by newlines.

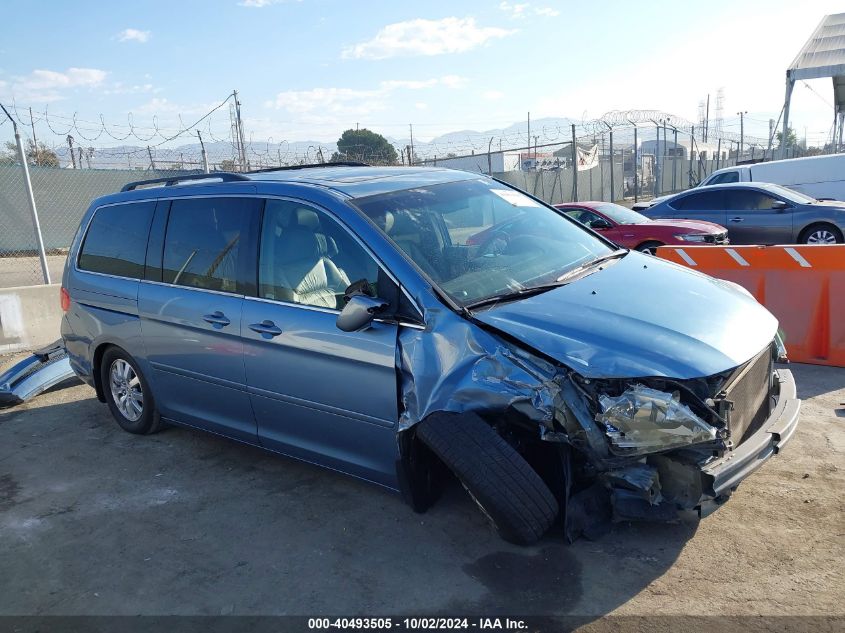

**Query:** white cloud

left=483, top=90, right=505, bottom=101
left=415, top=102, right=429, bottom=110
left=238, top=0, right=298, bottom=6
left=266, top=76, right=467, bottom=127
left=117, top=28, right=151, bottom=43
left=499, top=2, right=530, bottom=19
left=0, top=67, right=107, bottom=102
left=499, top=2, right=560, bottom=19
left=342, top=17, right=514, bottom=60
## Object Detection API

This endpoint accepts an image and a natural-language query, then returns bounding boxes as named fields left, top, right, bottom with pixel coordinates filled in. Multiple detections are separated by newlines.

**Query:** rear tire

left=799, top=223, right=843, bottom=245
left=100, top=347, right=162, bottom=435
left=635, top=240, right=663, bottom=255
left=415, top=412, right=559, bottom=545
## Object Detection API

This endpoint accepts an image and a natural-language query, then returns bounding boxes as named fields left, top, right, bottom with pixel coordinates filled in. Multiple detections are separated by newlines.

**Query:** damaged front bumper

left=601, top=368, right=801, bottom=526
left=700, top=367, right=800, bottom=502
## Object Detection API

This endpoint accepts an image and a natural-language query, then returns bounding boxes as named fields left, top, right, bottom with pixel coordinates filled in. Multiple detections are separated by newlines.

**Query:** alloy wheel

left=806, top=229, right=838, bottom=244
left=109, top=359, right=144, bottom=421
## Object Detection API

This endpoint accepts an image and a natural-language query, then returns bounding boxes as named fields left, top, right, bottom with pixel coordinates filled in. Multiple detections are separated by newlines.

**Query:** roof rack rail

left=247, top=161, right=369, bottom=174
left=120, top=172, right=251, bottom=192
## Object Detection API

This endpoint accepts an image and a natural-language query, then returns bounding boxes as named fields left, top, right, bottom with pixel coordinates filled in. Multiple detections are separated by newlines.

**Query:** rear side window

left=672, top=191, right=724, bottom=210
left=162, top=197, right=259, bottom=293
left=708, top=171, right=739, bottom=185
left=78, top=202, right=155, bottom=279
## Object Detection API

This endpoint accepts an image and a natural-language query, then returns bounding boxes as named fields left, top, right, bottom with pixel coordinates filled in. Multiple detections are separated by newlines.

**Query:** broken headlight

left=596, top=384, right=717, bottom=456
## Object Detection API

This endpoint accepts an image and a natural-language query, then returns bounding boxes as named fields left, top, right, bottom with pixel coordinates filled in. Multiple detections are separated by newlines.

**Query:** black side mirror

left=337, top=295, right=388, bottom=332
left=771, top=200, right=788, bottom=211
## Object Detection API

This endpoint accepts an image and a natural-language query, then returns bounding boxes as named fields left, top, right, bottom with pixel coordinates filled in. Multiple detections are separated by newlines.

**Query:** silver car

left=642, top=182, right=845, bottom=244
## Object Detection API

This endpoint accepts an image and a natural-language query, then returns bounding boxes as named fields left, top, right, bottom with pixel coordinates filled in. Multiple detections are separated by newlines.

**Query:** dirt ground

left=0, top=361, right=842, bottom=625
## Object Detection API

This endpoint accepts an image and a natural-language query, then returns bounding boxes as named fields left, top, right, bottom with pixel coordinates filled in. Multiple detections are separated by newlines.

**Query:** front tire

left=800, top=223, right=843, bottom=245
left=635, top=240, right=663, bottom=255
left=416, top=412, right=559, bottom=545
left=100, top=347, right=162, bottom=435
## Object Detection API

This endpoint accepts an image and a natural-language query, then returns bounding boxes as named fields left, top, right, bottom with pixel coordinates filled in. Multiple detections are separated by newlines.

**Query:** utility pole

left=409, top=124, right=414, bottom=166
left=603, top=122, right=613, bottom=202
left=767, top=118, right=775, bottom=160
left=672, top=125, right=678, bottom=192
left=737, top=111, right=747, bottom=161
left=197, top=130, right=210, bottom=173
left=233, top=90, right=248, bottom=171
left=627, top=118, right=638, bottom=203
left=29, top=108, right=39, bottom=166
left=571, top=124, right=578, bottom=202
left=1, top=104, right=50, bottom=284
left=527, top=112, right=531, bottom=157
left=487, top=137, right=493, bottom=175
left=705, top=94, right=710, bottom=142
left=67, top=135, right=77, bottom=169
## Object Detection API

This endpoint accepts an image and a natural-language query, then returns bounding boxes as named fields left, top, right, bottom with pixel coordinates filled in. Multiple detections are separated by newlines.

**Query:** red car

left=553, top=202, right=728, bottom=254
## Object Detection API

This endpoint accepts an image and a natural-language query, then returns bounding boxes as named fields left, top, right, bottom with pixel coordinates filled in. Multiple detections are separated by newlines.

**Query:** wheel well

left=635, top=239, right=663, bottom=250
left=91, top=343, right=117, bottom=403
left=799, top=222, right=843, bottom=242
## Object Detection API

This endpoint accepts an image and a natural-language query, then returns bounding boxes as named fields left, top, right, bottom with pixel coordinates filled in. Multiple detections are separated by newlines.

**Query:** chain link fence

left=0, top=164, right=195, bottom=287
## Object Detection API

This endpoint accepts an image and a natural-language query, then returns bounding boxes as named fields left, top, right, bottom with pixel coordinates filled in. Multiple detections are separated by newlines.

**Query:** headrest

left=371, top=210, right=394, bottom=234
left=276, top=228, right=321, bottom=264
left=295, top=208, right=320, bottom=230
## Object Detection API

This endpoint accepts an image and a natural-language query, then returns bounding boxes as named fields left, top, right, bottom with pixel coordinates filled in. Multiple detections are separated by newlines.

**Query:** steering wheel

left=477, top=231, right=511, bottom=257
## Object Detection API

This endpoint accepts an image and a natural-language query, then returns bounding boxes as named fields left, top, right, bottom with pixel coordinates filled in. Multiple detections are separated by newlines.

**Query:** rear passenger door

left=138, top=196, right=261, bottom=442
left=669, top=190, right=727, bottom=226
left=723, top=189, right=794, bottom=245
left=242, top=199, right=402, bottom=486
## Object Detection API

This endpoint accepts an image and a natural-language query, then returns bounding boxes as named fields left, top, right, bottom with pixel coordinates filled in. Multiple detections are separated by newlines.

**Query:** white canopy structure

left=782, top=13, right=845, bottom=155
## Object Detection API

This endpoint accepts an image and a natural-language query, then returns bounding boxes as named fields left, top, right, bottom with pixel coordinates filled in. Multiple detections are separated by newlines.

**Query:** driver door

left=242, top=199, right=401, bottom=486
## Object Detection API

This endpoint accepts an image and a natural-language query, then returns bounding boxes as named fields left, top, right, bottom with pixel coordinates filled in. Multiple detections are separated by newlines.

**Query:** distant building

left=422, top=151, right=523, bottom=174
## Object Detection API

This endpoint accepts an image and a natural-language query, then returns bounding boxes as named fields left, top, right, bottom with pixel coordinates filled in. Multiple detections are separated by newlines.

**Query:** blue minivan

left=61, top=165, right=800, bottom=544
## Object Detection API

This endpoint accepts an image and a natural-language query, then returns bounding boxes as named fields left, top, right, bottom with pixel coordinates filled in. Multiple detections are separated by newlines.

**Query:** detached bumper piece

left=701, top=368, right=800, bottom=499
left=0, top=340, right=77, bottom=407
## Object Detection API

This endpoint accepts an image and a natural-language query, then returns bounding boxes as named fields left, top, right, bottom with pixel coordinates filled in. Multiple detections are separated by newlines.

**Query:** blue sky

left=1, top=0, right=843, bottom=147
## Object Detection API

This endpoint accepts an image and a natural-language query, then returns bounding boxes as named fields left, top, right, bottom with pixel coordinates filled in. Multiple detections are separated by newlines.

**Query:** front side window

left=353, top=179, right=613, bottom=307
left=78, top=201, right=155, bottom=279
left=724, top=190, right=779, bottom=210
left=162, top=197, right=257, bottom=293
left=259, top=200, right=379, bottom=310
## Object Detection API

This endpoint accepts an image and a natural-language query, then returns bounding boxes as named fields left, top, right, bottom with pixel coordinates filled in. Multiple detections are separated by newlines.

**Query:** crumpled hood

left=472, top=251, right=777, bottom=379
left=644, top=218, right=725, bottom=233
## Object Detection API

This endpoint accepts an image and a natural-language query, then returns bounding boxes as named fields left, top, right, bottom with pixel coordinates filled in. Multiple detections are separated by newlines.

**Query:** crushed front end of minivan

left=393, top=251, right=801, bottom=542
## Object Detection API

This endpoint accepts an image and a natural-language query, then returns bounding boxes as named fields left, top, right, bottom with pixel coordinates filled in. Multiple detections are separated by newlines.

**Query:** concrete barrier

left=0, top=284, right=62, bottom=353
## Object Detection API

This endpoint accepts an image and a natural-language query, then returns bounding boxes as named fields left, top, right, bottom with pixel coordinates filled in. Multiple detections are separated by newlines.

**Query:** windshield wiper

left=465, top=249, right=628, bottom=311
left=555, top=248, right=627, bottom=283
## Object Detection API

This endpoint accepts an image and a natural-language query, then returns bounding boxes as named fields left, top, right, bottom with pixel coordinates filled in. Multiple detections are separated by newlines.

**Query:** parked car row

left=574, top=180, right=845, bottom=249
left=633, top=153, right=845, bottom=212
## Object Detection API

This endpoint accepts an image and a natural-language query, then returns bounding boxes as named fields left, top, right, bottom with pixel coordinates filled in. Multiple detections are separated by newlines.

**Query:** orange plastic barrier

left=656, top=244, right=845, bottom=367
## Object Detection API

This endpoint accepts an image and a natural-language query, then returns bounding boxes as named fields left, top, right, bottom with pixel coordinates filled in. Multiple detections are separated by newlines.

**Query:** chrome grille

left=721, top=345, right=773, bottom=443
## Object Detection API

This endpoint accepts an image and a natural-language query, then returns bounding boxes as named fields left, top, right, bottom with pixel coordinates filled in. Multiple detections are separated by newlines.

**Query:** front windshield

left=763, top=184, right=816, bottom=204
left=593, top=203, right=650, bottom=225
left=353, top=179, right=614, bottom=306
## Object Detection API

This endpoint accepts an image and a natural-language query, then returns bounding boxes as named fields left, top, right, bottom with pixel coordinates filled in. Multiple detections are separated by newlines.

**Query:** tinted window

left=672, top=191, right=724, bottom=211
left=259, top=200, right=379, bottom=309
left=724, top=190, right=780, bottom=210
left=709, top=171, right=739, bottom=184
left=162, top=197, right=257, bottom=293
left=78, top=202, right=155, bottom=279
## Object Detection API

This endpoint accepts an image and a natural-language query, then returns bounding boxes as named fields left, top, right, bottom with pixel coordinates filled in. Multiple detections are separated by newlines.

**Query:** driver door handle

left=202, top=311, right=231, bottom=328
left=249, top=320, right=283, bottom=338
left=729, top=217, right=744, bottom=223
